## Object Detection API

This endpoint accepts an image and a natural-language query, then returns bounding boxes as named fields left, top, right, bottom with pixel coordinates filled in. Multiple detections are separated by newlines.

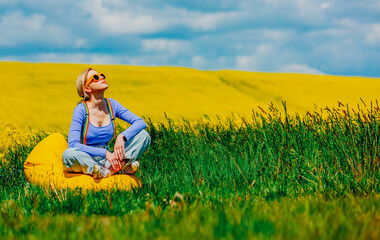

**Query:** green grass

left=1, top=102, right=379, bottom=239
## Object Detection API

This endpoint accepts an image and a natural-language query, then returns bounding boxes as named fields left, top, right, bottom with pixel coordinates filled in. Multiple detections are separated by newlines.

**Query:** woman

left=62, top=68, right=151, bottom=178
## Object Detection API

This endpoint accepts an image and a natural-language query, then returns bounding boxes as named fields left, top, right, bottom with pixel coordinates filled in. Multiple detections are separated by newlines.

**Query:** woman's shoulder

left=106, top=98, right=129, bottom=112
left=73, top=102, right=87, bottom=115
left=107, top=98, right=122, bottom=108
left=107, top=98, right=117, bottom=104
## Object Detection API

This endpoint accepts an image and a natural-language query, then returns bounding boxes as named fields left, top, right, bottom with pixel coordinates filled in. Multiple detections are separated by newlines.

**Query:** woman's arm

left=67, top=104, right=107, bottom=157
left=109, top=98, right=147, bottom=141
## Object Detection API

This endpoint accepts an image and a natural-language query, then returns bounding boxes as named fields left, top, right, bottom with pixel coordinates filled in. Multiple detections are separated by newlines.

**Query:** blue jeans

left=62, top=130, right=151, bottom=175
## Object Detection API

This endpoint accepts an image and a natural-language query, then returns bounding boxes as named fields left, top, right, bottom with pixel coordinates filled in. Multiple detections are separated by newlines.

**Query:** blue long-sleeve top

left=67, top=98, right=147, bottom=157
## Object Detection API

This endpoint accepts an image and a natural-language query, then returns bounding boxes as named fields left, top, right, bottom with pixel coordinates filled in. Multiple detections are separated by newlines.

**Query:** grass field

left=1, top=100, right=379, bottom=239
left=1, top=62, right=379, bottom=239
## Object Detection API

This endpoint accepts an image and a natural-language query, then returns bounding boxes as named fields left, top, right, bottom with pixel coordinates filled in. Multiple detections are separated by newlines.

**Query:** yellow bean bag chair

left=24, top=133, right=142, bottom=191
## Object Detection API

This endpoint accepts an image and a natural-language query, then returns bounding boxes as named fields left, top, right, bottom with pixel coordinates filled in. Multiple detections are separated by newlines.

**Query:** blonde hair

left=76, top=68, right=92, bottom=103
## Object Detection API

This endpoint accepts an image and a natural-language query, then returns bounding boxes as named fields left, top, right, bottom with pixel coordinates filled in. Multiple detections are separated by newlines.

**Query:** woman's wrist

left=118, top=134, right=126, bottom=141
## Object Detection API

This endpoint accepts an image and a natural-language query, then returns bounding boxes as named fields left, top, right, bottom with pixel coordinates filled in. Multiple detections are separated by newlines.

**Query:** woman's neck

left=87, top=92, right=105, bottom=110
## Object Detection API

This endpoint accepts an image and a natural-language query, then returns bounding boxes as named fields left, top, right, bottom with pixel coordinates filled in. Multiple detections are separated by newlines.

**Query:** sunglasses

left=85, top=73, right=106, bottom=86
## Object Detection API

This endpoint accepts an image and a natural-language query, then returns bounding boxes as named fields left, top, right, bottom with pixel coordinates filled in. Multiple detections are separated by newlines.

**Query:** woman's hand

left=114, top=134, right=126, bottom=161
left=105, top=151, right=122, bottom=172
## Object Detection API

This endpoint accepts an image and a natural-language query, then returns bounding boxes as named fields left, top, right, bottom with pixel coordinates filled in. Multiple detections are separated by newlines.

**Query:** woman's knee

left=62, top=148, right=88, bottom=166
left=135, top=129, right=151, bottom=144
left=62, top=148, right=78, bottom=171
left=62, top=148, right=94, bottom=173
left=143, top=129, right=151, bottom=141
left=62, top=148, right=80, bottom=161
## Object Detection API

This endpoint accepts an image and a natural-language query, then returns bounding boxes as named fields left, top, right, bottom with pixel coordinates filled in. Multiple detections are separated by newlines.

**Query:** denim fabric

left=62, top=130, right=151, bottom=175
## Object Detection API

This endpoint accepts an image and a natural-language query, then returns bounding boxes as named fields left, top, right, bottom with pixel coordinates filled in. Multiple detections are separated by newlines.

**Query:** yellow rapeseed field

left=212, top=70, right=380, bottom=113
left=2, top=62, right=379, bottom=135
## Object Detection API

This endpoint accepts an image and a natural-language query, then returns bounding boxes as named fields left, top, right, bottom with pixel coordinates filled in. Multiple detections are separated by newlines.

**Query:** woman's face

left=85, top=69, right=108, bottom=92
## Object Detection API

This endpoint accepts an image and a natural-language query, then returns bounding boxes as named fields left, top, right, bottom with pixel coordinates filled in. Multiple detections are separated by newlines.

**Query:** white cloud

left=235, top=56, right=257, bottom=70
left=142, top=39, right=192, bottom=55
left=97, top=12, right=167, bottom=34
left=191, top=55, right=207, bottom=68
left=186, top=11, right=240, bottom=31
left=0, top=11, right=44, bottom=46
left=244, top=0, right=329, bottom=25
left=317, top=19, right=380, bottom=48
left=0, top=11, right=69, bottom=46
left=234, top=43, right=276, bottom=71
left=85, top=1, right=240, bottom=34
left=0, top=51, right=188, bottom=67
left=334, top=18, right=358, bottom=28
left=366, top=24, right=380, bottom=46
left=320, top=2, right=330, bottom=9
left=279, top=64, right=324, bottom=75
left=292, top=0, right=328, bottom=23
left=0, top=52, right=121, bottom=65
left=81, top=0, right=168, bottom=34
left=75, top=38, right=88, bottom=48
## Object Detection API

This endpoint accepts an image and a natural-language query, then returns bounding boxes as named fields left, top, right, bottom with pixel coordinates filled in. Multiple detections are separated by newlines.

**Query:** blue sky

left=1, top=0, right=380, bottom=77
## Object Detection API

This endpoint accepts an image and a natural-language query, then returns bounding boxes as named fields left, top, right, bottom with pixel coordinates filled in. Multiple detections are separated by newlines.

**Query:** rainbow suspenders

left=81, top=98, right=116, bottom=145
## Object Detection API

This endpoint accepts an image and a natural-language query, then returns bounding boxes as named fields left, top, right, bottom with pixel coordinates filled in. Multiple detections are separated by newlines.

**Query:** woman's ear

left=83, top=85, right=92, bottom=94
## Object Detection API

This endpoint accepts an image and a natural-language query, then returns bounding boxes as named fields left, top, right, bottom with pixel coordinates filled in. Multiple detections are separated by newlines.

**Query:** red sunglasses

left=85, top=73, right=106, bottom=86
